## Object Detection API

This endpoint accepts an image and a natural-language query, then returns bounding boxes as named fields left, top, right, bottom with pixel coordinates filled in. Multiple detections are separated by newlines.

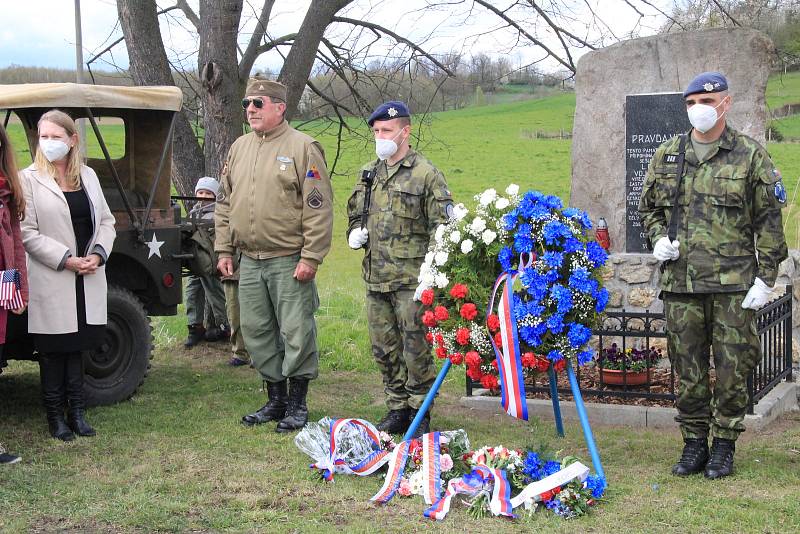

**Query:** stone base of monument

left=459, top=381, right=799, bottom=431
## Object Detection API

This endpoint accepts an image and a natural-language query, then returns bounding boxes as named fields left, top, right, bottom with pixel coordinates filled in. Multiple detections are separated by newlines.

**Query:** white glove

left=652, top=236, right=680, bottom=262
left=348, top=228, right=369, bottom=249
left=742, top=277, right=773, bottom=310
left=413, top=282, right=426, bottom=302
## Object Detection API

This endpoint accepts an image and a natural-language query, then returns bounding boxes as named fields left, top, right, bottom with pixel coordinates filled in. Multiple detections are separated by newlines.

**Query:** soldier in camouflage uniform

left=639, top=72, right=787, bottom=479
left=346, top=101, right=452, bottom=438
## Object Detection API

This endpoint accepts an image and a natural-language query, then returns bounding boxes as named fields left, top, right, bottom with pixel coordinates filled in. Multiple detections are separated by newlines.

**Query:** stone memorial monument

left=570, top=27, right=798, bottom=345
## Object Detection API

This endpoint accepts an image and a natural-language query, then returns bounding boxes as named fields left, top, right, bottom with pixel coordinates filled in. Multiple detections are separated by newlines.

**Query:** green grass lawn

left=3, top=345, right=800, bottom=533
left=2, top=82, right=800, bottom=532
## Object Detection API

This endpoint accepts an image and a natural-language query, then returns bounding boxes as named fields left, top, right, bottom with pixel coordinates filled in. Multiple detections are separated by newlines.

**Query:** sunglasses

left=241, top=97, right=265, bottom=110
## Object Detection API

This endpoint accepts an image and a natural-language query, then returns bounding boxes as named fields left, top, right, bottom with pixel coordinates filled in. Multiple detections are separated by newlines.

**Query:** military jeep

left=0, top=83, right=191, bottom=405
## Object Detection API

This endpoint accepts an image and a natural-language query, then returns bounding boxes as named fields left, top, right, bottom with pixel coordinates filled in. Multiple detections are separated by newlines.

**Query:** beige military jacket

left=215, top=121, right=333, bottom=269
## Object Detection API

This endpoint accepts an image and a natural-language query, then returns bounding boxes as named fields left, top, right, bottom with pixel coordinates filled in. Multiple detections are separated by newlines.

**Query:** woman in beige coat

left=20, top=110, right=115, bottom=441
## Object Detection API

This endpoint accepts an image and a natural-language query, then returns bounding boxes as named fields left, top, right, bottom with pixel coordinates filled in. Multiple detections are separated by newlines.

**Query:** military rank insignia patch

left=306, top=165, right=321, bottom=180
left=306, top=188, right=324, bottom=209
left=774, top=181, right=787, bottom=204
left=664, top=154, right=678, bottom=164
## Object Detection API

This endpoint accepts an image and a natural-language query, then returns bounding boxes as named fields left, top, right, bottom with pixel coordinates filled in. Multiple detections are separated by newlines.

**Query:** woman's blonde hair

left=35, top=109, right=82, bottom=190
left=0, top=122, right=25, bottom=219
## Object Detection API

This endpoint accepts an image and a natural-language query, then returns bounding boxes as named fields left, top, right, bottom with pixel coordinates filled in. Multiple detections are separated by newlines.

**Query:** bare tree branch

left=175, top=0, right=200, bottom=30
left=711, top=0, right=742, bottom=26
left=319, top=37, right=372, bottom=114
left=470, top=0, right=574, bottom=72
left=636, top=0, right=685, bottom=31
left=254, top=33, right=297, bottom=56
left=526, top=0, right=596, bottom=52
left=332, top=16, right=456, bottom=76
left=239, top=0, right=276, bottom=80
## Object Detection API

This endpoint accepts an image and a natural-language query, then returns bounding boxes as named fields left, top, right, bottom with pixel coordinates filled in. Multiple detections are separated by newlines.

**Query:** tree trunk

left=278, top=0, right=354, bottom=121
left=198, top=0, right=245, bottom=179
left=117, top=0, right=204, bottom=197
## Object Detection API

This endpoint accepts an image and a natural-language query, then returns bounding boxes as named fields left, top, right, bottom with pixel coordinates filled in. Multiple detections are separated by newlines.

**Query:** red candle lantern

left=596, top=217, right=611, bottom=250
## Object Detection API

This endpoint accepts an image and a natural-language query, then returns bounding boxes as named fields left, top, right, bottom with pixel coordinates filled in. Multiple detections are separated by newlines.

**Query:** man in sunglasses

left=215, top=78, right=333, bottom=433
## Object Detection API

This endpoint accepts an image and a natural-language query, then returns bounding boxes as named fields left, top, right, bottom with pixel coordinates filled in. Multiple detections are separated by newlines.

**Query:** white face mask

left=39, top=139, right=71, bottom=162
left=687, top=99, right=727, bottom=133
left=375, top=130, right=405, bottom=161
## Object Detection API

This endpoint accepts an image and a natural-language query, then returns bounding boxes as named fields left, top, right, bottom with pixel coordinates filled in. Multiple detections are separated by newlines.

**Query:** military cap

left=367, top=101, right=410, bottom=126
left=683, top=72, right=728, bottom=98
left=245, top=78, right=287, bottom=101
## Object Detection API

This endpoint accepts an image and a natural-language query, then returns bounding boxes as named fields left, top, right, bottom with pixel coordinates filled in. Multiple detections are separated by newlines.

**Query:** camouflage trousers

left=365, top=289, right=436, bottom=411
left=664, top=291, right=760, bottom=441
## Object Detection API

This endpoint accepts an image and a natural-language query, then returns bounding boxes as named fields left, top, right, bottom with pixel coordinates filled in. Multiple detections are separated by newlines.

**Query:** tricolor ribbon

left=423, top=465, right=515, bottom=520
left=370, top=439, right=410, bottom=503
left=424, top=462, right=590, bottom=521
left=310, top=418, right=390, bottom=481
left=372, top=431, right=450, bottom=505
left=487, top=255, right=534, bottom=421
left=422, top=431, right=442, bottom=505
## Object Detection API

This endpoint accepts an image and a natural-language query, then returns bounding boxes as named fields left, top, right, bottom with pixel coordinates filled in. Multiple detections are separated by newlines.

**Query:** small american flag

left=0, top=269, right=24, bottom=310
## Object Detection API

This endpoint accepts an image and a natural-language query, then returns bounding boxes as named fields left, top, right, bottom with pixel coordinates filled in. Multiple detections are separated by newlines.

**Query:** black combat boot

left=65, top=352, right=96, bottom=437
left=184, top=324, right=205, bottom=348
left=704, top=438, right=735, bottom=479
left=276, top=378, right=309, bottom=433
left=241, top=380, right=288, bottom=426
left=375, top=408, right=411, bottom=435
left=39, top=354, right=75, bottom=442
left=406, top=408, right=431, bottom=439
left=205, top=324, right=230, bottom=342
left=671, top=438, right=709, bottom=476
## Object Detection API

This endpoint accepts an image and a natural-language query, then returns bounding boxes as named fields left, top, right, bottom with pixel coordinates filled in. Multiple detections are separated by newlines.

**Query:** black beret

left=367, top=101, right=410, bottom=126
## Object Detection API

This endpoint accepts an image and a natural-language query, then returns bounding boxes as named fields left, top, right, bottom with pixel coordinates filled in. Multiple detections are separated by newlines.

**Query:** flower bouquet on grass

left=393, top=430, right=471, bottom=498
left=424, top=444, right=607, bottom=520
left=296, top=420, right=607, bottom=521
left=295, top=417, right=396, bottom=481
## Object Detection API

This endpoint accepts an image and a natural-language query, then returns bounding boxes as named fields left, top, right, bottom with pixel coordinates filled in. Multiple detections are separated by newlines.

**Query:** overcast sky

left=0, top=0, right=671, bottom=76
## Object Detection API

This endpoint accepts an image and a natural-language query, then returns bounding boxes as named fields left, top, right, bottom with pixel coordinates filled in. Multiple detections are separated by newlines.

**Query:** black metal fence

left=466, top=286, right=794, bottom=415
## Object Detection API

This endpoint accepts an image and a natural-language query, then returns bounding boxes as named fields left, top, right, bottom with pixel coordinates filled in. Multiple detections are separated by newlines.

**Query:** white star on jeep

left=146, top=233, right=164, bottom=259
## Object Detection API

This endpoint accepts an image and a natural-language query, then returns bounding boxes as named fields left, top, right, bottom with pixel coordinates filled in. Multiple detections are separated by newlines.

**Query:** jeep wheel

left=84, top=285, right=153, bottom=406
